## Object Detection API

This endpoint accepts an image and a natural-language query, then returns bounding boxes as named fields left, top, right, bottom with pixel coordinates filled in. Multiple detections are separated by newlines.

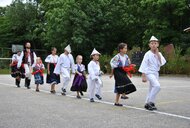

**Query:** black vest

left=22, top=49, right=34, bottom=64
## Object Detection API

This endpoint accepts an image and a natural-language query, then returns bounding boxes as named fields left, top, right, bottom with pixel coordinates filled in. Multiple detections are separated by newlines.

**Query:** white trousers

left=61, top=68, right=71, bottom=90
left=145, top=72, right=160, bottom=103
left=88, top=79, right=102, bottom=99
left=24, top=64, right=32, bottom=79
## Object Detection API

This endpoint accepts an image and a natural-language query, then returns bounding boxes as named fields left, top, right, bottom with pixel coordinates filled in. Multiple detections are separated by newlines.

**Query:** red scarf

left=122, top=64, right=136, bottom=78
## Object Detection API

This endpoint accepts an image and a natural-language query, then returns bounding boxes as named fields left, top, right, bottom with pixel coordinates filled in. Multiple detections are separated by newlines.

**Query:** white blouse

left=45, top=54, right=59, bottom=63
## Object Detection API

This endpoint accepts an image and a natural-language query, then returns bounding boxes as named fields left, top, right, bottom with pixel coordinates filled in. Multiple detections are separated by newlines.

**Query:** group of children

left=10, top=35, right=166, bottom=111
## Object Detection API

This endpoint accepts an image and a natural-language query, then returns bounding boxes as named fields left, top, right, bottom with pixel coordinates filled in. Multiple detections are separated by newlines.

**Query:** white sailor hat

left=64, top=44, right=71, bottom=53
left=149, top=36, right=159, bottom=42
left=90, top=48, right=101, bottom=56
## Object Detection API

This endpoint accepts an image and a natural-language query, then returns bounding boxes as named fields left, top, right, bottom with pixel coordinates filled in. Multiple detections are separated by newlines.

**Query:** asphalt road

left=0, top=74, right=190, bottom=128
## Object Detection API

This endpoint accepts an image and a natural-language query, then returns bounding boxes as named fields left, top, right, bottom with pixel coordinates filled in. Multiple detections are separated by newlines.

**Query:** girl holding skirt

left=70, top=55, right=87, bottom=99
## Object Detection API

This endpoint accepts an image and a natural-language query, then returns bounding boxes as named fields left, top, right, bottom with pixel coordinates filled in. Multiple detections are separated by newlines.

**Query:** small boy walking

left=88, top=48, right=103, bottom=102
left=139, top=36, right=166, bottom=111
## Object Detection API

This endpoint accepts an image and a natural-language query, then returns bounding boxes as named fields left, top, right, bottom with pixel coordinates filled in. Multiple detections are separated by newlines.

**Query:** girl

left=33, top=57, right=45, bottom=92
left=110, top=43, right=136, bottom=106
left=139, top=36, right=166, bottom=111
left=10, top=51, right=24, bottom=87
left=70, top=55, right=87, bottom=99
left=45, top=47, right=60, bottom=94
left=88, top=48, right=103, bottom=102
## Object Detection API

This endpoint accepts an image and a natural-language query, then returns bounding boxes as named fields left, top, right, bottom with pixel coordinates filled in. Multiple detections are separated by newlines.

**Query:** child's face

left=76, top=56, right=83, bottom=64
left=36, top=58, right=41, bottom=64
left=52, top=48, right=57, bottom=55
left=149, top=41, right=159, bottom=51
left=92, top=54, right=100, bottom=61
left=120, top=45, right=127, bottom=54
left=17, top=51, right=21, bottom=56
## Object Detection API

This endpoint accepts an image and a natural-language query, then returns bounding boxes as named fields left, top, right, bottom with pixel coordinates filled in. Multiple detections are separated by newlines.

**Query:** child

left=45, top=47, right=60, bottom=94
left=110, top=43, right=136, bottom=106
left=10, top=51, right=24, bottom=87
left=88, top=48, right=103, bottom=102
left=33, top=57, right=45, bottom=92
left=70, top=55, right=87, bottom=99
left=139, top=36, right=166, bottom=111
left=54, top=44, right=75, bottom=95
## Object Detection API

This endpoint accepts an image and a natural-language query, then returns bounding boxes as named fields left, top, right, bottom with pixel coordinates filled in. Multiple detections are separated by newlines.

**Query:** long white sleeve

left=53, top=57, right=62, bottom=74
left=159, top=52, right=166, bottom=66
left=138, top=53, right=149, bottom=74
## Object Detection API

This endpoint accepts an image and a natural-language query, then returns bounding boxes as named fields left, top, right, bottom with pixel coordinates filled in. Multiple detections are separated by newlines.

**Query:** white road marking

left=0, top=82, right=190, bottom=121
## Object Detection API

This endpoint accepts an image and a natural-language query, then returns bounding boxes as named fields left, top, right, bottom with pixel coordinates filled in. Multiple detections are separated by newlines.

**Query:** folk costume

left=54, top=45, right=75, bottom=95
left=70, top=64, right=87, bottom=93
left=110, top=53, right=136, bottom=94
left=33, top=62, right=45, bottom=85
left=17, top=49, right=37, bottom=89
left=139, top=36, right=166, bottom=110
left=10, top=53, right=24, bottom=87
left=45, top=54, right=60, bottom=85
left=88, top=48, right=103, bottom=102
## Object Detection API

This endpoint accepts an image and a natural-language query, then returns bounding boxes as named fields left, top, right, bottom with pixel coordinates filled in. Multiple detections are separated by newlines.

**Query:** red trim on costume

left=32, top=70, right=44, bottom=76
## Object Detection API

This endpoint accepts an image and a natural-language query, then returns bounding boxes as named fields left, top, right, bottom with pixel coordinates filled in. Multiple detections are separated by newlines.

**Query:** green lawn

left=0, top=69, right=10, bottom=74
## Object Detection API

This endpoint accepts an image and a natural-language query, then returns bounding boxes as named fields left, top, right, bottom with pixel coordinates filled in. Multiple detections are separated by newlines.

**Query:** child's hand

left=109, top=74, right=113, bottom=78
left=142, top=75, right=147, bottom=82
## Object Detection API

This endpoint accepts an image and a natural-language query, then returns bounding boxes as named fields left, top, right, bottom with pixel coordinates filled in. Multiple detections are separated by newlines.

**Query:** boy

left=139, top=36, right=166, bottom=111
left=88, top=48, right=103, bottom=102
left=54, top=44, right=75, bottom=95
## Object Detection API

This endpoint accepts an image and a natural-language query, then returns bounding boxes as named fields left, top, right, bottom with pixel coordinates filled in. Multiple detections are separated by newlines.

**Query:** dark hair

left=118, top=43, right=127, bottom=52
left=51, top=47, right=57, bottom=51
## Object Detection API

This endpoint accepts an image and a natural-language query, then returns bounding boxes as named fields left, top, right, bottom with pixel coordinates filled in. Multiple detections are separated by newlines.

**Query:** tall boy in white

left=54, top=45, right=75, bottom=95
left=139, top=36, right=166, bottom=111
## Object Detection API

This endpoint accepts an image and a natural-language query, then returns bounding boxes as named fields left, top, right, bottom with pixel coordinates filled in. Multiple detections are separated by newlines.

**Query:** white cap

left=91, top=48, right=101, bottom=56
left=64, top=44, right=71, bottom=53
left=149, top=36, right=159, bottom=42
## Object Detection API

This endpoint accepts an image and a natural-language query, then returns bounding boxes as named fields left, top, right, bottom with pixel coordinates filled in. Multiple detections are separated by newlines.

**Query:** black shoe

left=76, top=95, right=81, bottom=99
left=24, top=78, right=28, bottom=87
left=50, top=90, right=56, bottom=94
left=144, top=103, right=154, bottom=111
left=36, top=89, right=40, bottom=92
left=114, top=103, right=123, bottom=107
left=61, top=88, right=66, bottom=93
left=27, top=86, right=31, bottom=89
left=90, top=98, right=95, bottom=102
left=80, top=91, right=84, bottom=96
left=121, top=95, right=129, bottom=99
left=149, top=102, right=157, bottom=110
left=95, top=94, right=102, bottom=100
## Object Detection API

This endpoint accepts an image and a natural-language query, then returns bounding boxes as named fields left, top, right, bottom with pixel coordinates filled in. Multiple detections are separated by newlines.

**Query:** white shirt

left=53, top=53, right=75, bottom=74
left=12, top=54, right=20, bottom=62
left=88, top=60, right=101, bottom=80
left=138, top=50, right=166, bottom=74
left=45, top=54, right=59, bottom=63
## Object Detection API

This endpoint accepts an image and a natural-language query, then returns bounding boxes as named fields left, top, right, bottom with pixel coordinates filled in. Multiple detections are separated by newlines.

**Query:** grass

left=0, top=68, right=10, bottom=74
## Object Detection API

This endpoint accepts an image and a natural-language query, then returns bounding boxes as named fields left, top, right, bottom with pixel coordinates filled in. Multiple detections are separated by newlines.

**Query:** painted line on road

left=1, top=82, right=190, bottom=121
